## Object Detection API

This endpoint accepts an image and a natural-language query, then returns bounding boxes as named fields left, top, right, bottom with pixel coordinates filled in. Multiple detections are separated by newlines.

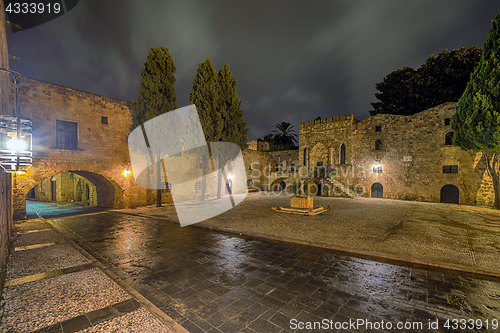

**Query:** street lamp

left=0, top=68, right=32, bottom=173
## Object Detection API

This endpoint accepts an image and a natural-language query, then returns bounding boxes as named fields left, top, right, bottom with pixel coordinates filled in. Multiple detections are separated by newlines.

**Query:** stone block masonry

left=299, top=102, right=492, bottom=206
left=11, top=77, right=161, bottom=219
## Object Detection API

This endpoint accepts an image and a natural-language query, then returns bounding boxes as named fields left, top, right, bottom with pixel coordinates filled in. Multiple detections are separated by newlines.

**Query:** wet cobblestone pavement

left=26, top=200, right=103, bottom=219
left=50, top=212, right=500, bottom=333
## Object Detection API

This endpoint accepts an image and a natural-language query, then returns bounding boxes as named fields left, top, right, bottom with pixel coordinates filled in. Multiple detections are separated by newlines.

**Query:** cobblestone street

left=48, top=204, right=500, bottom=333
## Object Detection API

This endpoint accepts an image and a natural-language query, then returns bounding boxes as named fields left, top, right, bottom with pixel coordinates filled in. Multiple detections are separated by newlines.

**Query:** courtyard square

left=120, top=192, right=500, bottom=276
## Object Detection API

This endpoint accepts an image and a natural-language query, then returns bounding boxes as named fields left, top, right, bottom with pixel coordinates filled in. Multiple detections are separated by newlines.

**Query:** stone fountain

left=272, top=180, right=331, bottom=216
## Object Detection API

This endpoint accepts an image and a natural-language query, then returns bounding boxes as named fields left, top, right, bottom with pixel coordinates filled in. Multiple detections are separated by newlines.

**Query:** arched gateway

left=11, top=77, right=154, bottom=219
left=440, top=184, right=459, bottom=204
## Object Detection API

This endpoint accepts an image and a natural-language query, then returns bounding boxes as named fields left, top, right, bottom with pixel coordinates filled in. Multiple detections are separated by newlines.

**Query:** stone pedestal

left=291, top=196, right=313, bottom=209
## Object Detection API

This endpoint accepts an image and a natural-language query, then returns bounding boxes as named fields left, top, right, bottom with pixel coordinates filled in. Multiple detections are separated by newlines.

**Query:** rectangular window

left=56, top=120, right=78, bottom=150
left=443, top=165, right=458, bottom=173
left=195, top=181, right=202, bottom=191
left=375, top=125, right=382, bottom=132
left=445, top=118, right=450, bottom=126
left=372, top=166, right=383, bottom=174
left=291, top=163, right=295, bottom=171
left=317, top=161, right=323, bottom=166
left=101, top=116, right=108, bottom=124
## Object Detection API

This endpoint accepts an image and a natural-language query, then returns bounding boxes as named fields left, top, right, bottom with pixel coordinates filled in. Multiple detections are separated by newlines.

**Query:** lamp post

left=0, top=68, right=32, bottom=173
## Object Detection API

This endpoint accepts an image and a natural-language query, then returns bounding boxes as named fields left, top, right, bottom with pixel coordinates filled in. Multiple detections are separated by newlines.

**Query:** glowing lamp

left=122, top=169, right=132, bottom=178
left=372, top=164, right=383, bottom=174
left=227, top=174, right=235, bottom=181
left=6, top=138, right=27, bottom=151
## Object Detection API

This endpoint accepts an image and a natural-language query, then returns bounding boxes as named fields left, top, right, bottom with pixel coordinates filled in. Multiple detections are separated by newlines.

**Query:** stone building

left=298, top=102, right=492, bottom=206
left=243, top=141, right=300, bottom=192
left=242, top=102, right=494, bottom=207
left=10, top=77, right=161, bottom=219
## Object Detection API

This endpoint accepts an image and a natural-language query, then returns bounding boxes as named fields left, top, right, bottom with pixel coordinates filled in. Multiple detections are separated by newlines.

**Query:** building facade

left=298, top=102, right=492, bottom=205
left=11, top=77, right=160, bottom=219
left=244, top=102, right=494, bottom=206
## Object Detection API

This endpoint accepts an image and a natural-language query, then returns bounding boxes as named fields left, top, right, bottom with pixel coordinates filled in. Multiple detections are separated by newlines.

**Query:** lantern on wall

left=0, top=69, right=32, bottom=173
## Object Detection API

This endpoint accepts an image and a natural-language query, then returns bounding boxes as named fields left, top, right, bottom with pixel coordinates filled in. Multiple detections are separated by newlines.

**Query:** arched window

left=247, top=179, right=253, bottom=186
left=340, top=143, right=346, bottom=164
left=375, top=140, right=382, bottom=151
left=303, top=148, right=308, bottom=166
left=279, top=181, right=286, bottom=191
left=445, top=132, right=454, bottom=145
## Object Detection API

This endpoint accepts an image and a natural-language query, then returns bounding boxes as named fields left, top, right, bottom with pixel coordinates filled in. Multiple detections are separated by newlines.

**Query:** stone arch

left=270, top=177, right=289, bottom=192
left=440, top=184, right=459, bottom=204
left=445, top=131, right=454, bottom=145
left=371, top=182, right=383, bottom=198
left=19, top=169, right=125, bottom=219
left=71, top=171, right=122, bottom=208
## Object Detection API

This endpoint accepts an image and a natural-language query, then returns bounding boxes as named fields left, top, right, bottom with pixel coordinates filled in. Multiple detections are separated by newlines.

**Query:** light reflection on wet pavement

left=51, top=212, right=500, bottom=333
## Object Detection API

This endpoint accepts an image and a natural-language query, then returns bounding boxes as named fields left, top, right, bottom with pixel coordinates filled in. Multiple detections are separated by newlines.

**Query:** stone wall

left=11, top=77, right=157, bottom=218
left=242, top=149, right=268, bottom=189
left=299, top=102, right=490, bottom=205
left=0, top=0, right=12, bottom=289
left=0, top=170, right=11, bottom=288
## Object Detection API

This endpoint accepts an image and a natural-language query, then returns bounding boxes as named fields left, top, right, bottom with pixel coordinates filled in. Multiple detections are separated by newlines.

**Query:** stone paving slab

left=52, top=210, right=500, bottom=333
left=12, top=229, right=66, bottom=247
left=76, top=307, right=170, bottom=333
left=14, top=219, right=51, bottom=232
left=2, top=268, right=130, bottom=332
left=6, top=243, right=91, bottom=279
left=1, top=218, right=177, bottom=333
left=115, top=193, right=500, bottom=275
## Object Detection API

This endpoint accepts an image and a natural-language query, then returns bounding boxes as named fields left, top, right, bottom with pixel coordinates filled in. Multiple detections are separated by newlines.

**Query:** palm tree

left=271, top=122, right=297, bottom=149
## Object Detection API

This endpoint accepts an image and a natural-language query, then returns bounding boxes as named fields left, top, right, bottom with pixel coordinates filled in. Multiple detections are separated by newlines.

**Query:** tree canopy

left=216, top=64, right=249, bottom=149
left=130, top=46, right=179, bottom=207
left=370, top=47, right=482, bottom=116
left=188, top=56, right=221, bottom=143
left=188, top=57, right=248, bottom=149
left=451, top=14, right=500, bottom=208
left=131, top=47, right=178, bottom=126
left=260, top=122, right=298, bottom=150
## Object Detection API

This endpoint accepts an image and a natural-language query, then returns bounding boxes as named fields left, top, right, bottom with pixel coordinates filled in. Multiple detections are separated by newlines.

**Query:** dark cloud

left=6, top=0, right=500, bottom=140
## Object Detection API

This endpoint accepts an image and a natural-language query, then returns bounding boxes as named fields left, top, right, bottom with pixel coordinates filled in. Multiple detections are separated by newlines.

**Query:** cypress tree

left=188, top=56, right=221, bottom=143
left=131, top=47, right=178, bottom=126
left=217, top=64, right=249, bottom=150
left=131, top=46, right=179, bottom=206
left=451, top=14, right=500, bottom=208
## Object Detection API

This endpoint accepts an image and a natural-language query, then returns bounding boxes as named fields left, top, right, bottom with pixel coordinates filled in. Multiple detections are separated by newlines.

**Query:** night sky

left=5, top=1, right=500, bottom=140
